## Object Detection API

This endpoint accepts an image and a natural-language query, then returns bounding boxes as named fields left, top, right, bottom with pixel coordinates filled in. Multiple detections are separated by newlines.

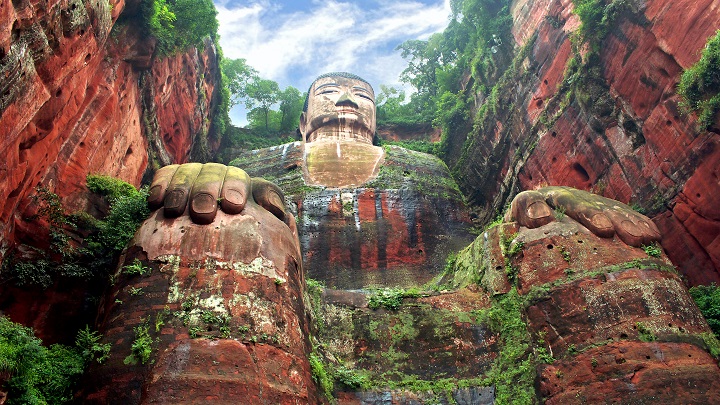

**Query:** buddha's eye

left=356, top=93, right=373, bottom=102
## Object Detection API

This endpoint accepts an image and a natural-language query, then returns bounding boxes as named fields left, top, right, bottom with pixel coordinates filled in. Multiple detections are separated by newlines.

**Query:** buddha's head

left=299, top=72, right=376, bottom=144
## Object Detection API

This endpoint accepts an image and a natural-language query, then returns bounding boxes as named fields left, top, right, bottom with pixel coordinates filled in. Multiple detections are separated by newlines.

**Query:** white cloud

left=215, top=0, right=451, bottom=124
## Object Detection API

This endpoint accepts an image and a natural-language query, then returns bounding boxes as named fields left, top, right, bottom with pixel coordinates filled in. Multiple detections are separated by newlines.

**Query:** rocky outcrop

left=511, top=217, right=720, bottom=403
left=230, top=142, right=475, bottom=289
left=0, top=0, right=221, bottom=261
left=449, top=0, right=720, bottom=285
left=376, top=123, right=441, bottom=142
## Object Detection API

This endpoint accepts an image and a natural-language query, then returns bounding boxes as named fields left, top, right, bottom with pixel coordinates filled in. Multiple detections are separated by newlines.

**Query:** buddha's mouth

left=336, top=107, right=358, bottom=115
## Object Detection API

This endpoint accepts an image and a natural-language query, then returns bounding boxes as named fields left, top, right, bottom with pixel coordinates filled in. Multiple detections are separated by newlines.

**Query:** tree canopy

left=221, top=58, right=305, bottom=135
left=141, top=0, right=219, bottom=55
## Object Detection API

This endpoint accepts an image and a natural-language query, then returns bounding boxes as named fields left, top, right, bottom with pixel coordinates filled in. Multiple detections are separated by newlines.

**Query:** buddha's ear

left=299, top=112, right=307, bottom=137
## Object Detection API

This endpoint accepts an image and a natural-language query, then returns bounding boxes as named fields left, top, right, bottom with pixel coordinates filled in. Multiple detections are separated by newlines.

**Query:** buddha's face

left=300, top=75, right=376, bottom=143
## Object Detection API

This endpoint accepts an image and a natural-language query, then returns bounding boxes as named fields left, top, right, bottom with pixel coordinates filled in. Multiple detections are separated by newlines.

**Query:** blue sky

left=212, top=0, right=452, bottom=125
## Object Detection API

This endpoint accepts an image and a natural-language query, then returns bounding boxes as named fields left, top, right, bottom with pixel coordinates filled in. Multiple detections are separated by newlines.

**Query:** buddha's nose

left=335, top=92, right=359, bottom=109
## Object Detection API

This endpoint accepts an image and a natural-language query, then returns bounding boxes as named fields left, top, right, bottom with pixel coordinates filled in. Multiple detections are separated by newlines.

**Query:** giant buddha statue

left=299, top=72, right=385, bottom=188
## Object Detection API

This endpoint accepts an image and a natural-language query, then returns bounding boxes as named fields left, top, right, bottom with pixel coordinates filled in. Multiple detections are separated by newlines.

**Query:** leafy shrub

left=0, top=316, right=85, bottom=404
left=125, top=324, right=153, bottom=365
left=572, top=0, right=630, bottom=47
left=3, top=176, right=149, bottom=287
left=123, top=259, right=151, bottom=276
left=642, top=243, right=662, bottom=258
left=334, top=366, right=370, bottom=389
left=90, top=185, right=150, bottom=253
left=7, top=258, right=53, bottom=288
left=678, top=30, right=720, bottom=129
left=689, top=284, right=720, bottom=337
left=86, top=175, right=139, bottom=204
left=75, top=326, right=111, bottom=365
left=141, top=0, right=219, bottom=55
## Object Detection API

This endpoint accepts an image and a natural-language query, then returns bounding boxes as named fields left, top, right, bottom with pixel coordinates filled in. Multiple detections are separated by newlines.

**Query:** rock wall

left=376, top=123, right=441, bottom=143
left=449, top=0, right=720, bottom=285
left=0, top=0, right=221, bottom=260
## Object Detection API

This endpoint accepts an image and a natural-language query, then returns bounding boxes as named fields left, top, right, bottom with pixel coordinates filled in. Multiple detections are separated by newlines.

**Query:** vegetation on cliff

left=2, top=176, right=149, bottom=288
left=678, top=30, right=720, bottom=129
left=139, top=0, right=219, bottom=56
left=0, top=317, right=109, bottom=404
left=380, top=0, right=512, bottom=137
left=689, top=284, right=720, bottom=338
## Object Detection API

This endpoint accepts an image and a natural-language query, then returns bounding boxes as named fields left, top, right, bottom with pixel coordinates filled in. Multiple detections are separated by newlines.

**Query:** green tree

left=376, top=85, right=407, bottom=124
left=0, top=317, right=85, bottom=404
left=246, top=79, right=280, bottom=131
left=221, top=58, right=259, bottom=108
left=277, top=86, right=304, bottom=132
left=140, top=0, right=219, bottom=55
left=689, top=284, right=720, bottom=337
left=396, top=36, right=443, bottom=120
left=141, top=0, right=176, bottom=53
left=170, top=0, right=218, bottom=49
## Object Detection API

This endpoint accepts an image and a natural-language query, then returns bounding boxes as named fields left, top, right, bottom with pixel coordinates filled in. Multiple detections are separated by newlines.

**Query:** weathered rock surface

left=313, top=287, right=498, bottom=404
left=314, top=188, right=720, bottom=403
left=0, top=0, right=221, bottom=261
left=376, top=123, right=441, bottom=143
left=512, top=219, right=720, bottom=403
left=78, top=206, right=319, bottom=403
left=231, top=142, right=474, bottom=289
left=449, top=0, right=720, bottom=285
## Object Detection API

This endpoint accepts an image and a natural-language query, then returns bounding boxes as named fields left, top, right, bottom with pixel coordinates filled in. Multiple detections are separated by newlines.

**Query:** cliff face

left=448, top=0, right=720, bottom=285
left=0, top=0, right=221, bottom=260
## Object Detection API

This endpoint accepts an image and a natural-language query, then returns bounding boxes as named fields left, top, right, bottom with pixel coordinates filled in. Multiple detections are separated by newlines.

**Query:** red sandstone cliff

left=449, top=0, right=720, bottom=285
left=0, top=0, right=221, bottom=260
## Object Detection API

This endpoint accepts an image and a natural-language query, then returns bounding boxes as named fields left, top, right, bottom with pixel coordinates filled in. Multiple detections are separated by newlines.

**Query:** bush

left=0, top=316, right=85, bottom=404
left=3, top=176, right=149, bottom=287
left=689, top=284, right=720, bottom=338
left=367, top=287, right=421, bottom=310
left=678, top=30, right=720, bottom=129
left=75, top=326, right=111, bottom=365
left=334, top=366, right=370, bottom=390
left=8, top=258, right=53, bottom=288
left=123, top=259, right=151, bottom=277
left=572, top=0, right=630, bottom=48
left=141, top=0, right=219, bottom=55
left=308, top=352, right=333, bottom=399
left=86, top=175, right=139, bottom=204
left=125, top=324, right=153, bottom=365
left=91, top=186, right=150, bottom=253
left=642, top=243, right=662, bottom=258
